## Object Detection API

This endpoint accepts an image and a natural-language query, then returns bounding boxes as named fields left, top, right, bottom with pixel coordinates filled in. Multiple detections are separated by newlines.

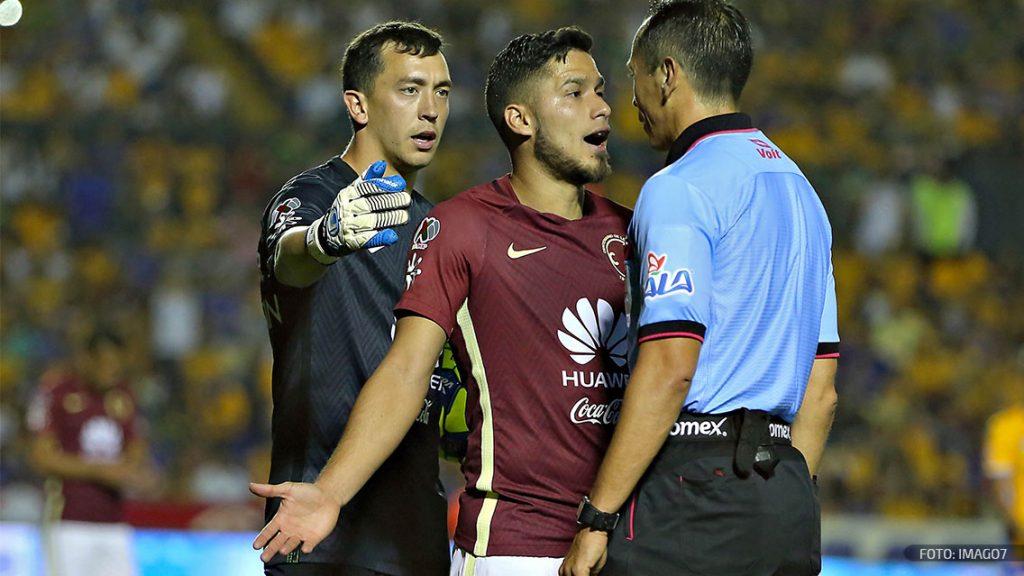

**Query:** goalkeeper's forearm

left=315, top=316, right=446, bottom=507
left=273, top=226, right=333, bottom=288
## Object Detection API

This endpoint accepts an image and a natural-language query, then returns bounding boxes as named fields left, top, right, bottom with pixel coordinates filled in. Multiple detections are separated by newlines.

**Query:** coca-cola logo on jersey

left=570, top=397, right=622, bottom=425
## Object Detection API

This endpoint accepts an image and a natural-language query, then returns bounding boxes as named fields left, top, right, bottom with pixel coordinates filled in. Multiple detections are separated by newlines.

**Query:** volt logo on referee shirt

left=750, top=139, right=782, bottom=159
left=644, top=252, right=693, bottom=299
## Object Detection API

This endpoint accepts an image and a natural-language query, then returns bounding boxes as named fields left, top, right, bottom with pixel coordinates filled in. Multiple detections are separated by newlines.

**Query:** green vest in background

left=911, top=176, right=975, bottom=257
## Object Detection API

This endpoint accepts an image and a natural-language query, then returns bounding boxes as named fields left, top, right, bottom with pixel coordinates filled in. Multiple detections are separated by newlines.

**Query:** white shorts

left=450, top=547, right=563, bottom=576
left=44, top=521, right=137, bottom=576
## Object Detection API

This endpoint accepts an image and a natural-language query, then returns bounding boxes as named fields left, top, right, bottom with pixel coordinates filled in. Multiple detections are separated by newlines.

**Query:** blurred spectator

left=910, top=156, right=978, bottom=258
left=984, top=382, right=1024, bottom=545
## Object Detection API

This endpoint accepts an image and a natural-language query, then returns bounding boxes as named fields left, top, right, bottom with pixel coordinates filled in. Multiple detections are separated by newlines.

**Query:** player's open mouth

left=412, top=131, right=437, bottom=151
left=584, top=129, right=610, bottom=151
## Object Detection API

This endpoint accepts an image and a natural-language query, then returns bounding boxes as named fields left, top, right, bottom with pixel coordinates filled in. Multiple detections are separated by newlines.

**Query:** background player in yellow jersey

left=984, top=383, right=1024, bottom=546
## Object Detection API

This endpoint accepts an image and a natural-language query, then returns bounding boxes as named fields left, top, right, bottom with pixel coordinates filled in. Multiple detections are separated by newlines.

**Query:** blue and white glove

left=306, top=160, right=409, bottom=264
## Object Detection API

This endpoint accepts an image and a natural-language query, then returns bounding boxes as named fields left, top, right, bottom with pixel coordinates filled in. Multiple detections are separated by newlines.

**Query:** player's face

left=530, top=50, right=612, bottom=186
left=84, top=342, right=124, bottom=391
left=627, top=47, right=673, bottom=151
left=365, top=47, right=451, bottom=174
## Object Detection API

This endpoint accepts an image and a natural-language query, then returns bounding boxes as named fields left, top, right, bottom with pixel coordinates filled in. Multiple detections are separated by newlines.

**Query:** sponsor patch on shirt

left=412, top=217, right=440, bottom=250
left=644, top=252, right=694, bottom=299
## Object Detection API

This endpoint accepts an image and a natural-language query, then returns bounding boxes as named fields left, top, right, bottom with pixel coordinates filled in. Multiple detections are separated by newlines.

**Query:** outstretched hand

left=250, top=481, right=342, bottom=563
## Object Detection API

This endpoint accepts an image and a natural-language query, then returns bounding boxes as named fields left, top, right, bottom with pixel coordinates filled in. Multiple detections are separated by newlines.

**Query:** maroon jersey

left=27, top=372, right=139, bottom=523
left=397, top=175, right=631, bottom=557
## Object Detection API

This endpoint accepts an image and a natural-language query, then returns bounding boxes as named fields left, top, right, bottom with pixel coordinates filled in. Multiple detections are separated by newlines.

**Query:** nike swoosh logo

left=367, top=246, right=385, bottom=254
left=507, top=243, right=547, bottom=259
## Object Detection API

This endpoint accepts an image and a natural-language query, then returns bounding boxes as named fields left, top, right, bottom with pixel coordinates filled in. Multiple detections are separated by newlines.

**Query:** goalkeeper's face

left=364, top=47, right=452, bottom=174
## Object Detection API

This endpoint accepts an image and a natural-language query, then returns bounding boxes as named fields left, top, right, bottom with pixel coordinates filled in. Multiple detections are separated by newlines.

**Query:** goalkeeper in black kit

left=251, top=21, right=463, bottom=576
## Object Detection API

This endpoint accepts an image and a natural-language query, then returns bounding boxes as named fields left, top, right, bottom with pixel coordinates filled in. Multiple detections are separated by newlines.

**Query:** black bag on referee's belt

left=733, top=408, right=780, bottom=480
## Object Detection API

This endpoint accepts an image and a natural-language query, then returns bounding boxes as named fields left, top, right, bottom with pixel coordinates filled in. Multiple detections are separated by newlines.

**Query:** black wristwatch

left=576, top=496, right=619, bottom=532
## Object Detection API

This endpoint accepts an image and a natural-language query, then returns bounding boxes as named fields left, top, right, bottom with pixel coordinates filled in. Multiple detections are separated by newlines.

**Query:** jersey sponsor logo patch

left=644, top=252, right=694, bottom=300
left=412, top=217, right=440, bottom=250
left=602, top=234, right=627, bottom=280
left=750, top=138, right=782, bottom=160
left=80, top=416, right=125, bottom=460
left=570, top=397, right=622, bottom=425
left=558, top=298, right=628, bottom=368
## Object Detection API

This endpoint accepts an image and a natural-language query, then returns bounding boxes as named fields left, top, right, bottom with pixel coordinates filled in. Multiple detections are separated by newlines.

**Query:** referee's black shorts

left=604, top=411, right=821, bottom=576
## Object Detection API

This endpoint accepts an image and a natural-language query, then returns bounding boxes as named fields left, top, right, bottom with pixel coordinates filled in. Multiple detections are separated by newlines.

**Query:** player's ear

left=660, top=57, right=680, bottom=103
left=344, top=90, right=370, bottom=127
left=505, top=103, right=533, bottom=138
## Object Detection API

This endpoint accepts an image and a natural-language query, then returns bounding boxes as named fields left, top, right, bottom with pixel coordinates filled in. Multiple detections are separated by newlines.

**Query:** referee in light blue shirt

left=562, top=2, right=839, bottom=575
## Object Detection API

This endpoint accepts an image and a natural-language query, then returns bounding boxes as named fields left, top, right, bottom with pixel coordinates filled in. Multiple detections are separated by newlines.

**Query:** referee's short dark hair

left=340, top=21, right=444, bottom=95
left=634, top=0, right=753, bottom=105
left=485, top=27, right=594, bottom=146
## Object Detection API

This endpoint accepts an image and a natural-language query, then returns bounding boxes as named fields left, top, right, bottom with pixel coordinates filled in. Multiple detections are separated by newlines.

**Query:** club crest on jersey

left=602, top=234, right=628, bottom=280
left=644, top=252, right=693, bottom=299
left=268, top=197, right=302, bottom=241
left=412, top=217, right=441, bottom=250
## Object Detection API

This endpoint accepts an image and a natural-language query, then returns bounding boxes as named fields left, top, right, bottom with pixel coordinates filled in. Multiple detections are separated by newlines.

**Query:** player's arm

left=792, top=253, right=840, bottom=476
left=272, top=226, right=329, bottom=287
left=562, top=337, right=700, bottom=576
left=29, top=432, right=135, bottom=489
left=271, top=160, right=411, bottom=288
left=594, top=337, right=699, bottom=509
left=791, top=358, right=838, bottom=476
left=250, top=314, right=446, bottom=562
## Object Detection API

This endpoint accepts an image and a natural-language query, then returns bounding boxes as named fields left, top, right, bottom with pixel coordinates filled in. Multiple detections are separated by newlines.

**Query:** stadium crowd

left=1, top=0, right=1021, bottom=527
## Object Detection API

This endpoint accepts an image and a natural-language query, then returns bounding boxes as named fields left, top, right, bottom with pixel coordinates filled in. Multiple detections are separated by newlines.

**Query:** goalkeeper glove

left=306, top=160, right=410, bottom=264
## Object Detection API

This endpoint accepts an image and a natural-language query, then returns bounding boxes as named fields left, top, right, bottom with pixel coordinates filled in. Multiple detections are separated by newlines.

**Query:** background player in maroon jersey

left=252, top=27, right=631, bottom=575
left=28, top=328, right=154, bottom=523
left=27, top=328, right=156, bottom=576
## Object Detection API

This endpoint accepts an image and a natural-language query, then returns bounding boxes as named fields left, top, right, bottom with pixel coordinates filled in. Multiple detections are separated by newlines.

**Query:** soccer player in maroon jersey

left=252, top=27, right=631, bottom=575
left=27, top=328, right=156, bottom=576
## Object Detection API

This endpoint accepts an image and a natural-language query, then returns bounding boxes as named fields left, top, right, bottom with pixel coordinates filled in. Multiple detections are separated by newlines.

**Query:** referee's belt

left=668, top=410, right=791, bottom=444
left=668, top=409, right=791, bottom=481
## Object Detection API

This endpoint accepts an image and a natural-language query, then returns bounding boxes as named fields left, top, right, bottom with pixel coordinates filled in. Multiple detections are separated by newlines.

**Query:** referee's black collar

left=665, top=112, right=754, bottom=166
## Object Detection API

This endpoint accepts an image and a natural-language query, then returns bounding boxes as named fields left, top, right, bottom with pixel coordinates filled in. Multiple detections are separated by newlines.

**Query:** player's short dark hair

left=485, top=27, right=594, bottom=146
left=634, top=0, right=753, bottom=104
left=86, top=326, right=124, bottom=353
left=340, top=21, right=444, bottom=94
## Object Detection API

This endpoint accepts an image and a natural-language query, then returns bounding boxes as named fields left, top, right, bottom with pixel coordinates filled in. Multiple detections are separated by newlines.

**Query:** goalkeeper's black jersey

left=257, top=156, right=447, bottom=574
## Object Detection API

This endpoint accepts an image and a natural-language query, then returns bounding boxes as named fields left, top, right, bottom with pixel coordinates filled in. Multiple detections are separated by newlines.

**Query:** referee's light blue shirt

left=626, top=114, right=839, bottom=423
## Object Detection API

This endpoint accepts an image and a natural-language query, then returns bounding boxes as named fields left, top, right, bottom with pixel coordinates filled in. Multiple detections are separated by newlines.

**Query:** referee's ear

left=660, top=57, right=681, bottom=103
left=344, top=90, right=370, bottom=128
